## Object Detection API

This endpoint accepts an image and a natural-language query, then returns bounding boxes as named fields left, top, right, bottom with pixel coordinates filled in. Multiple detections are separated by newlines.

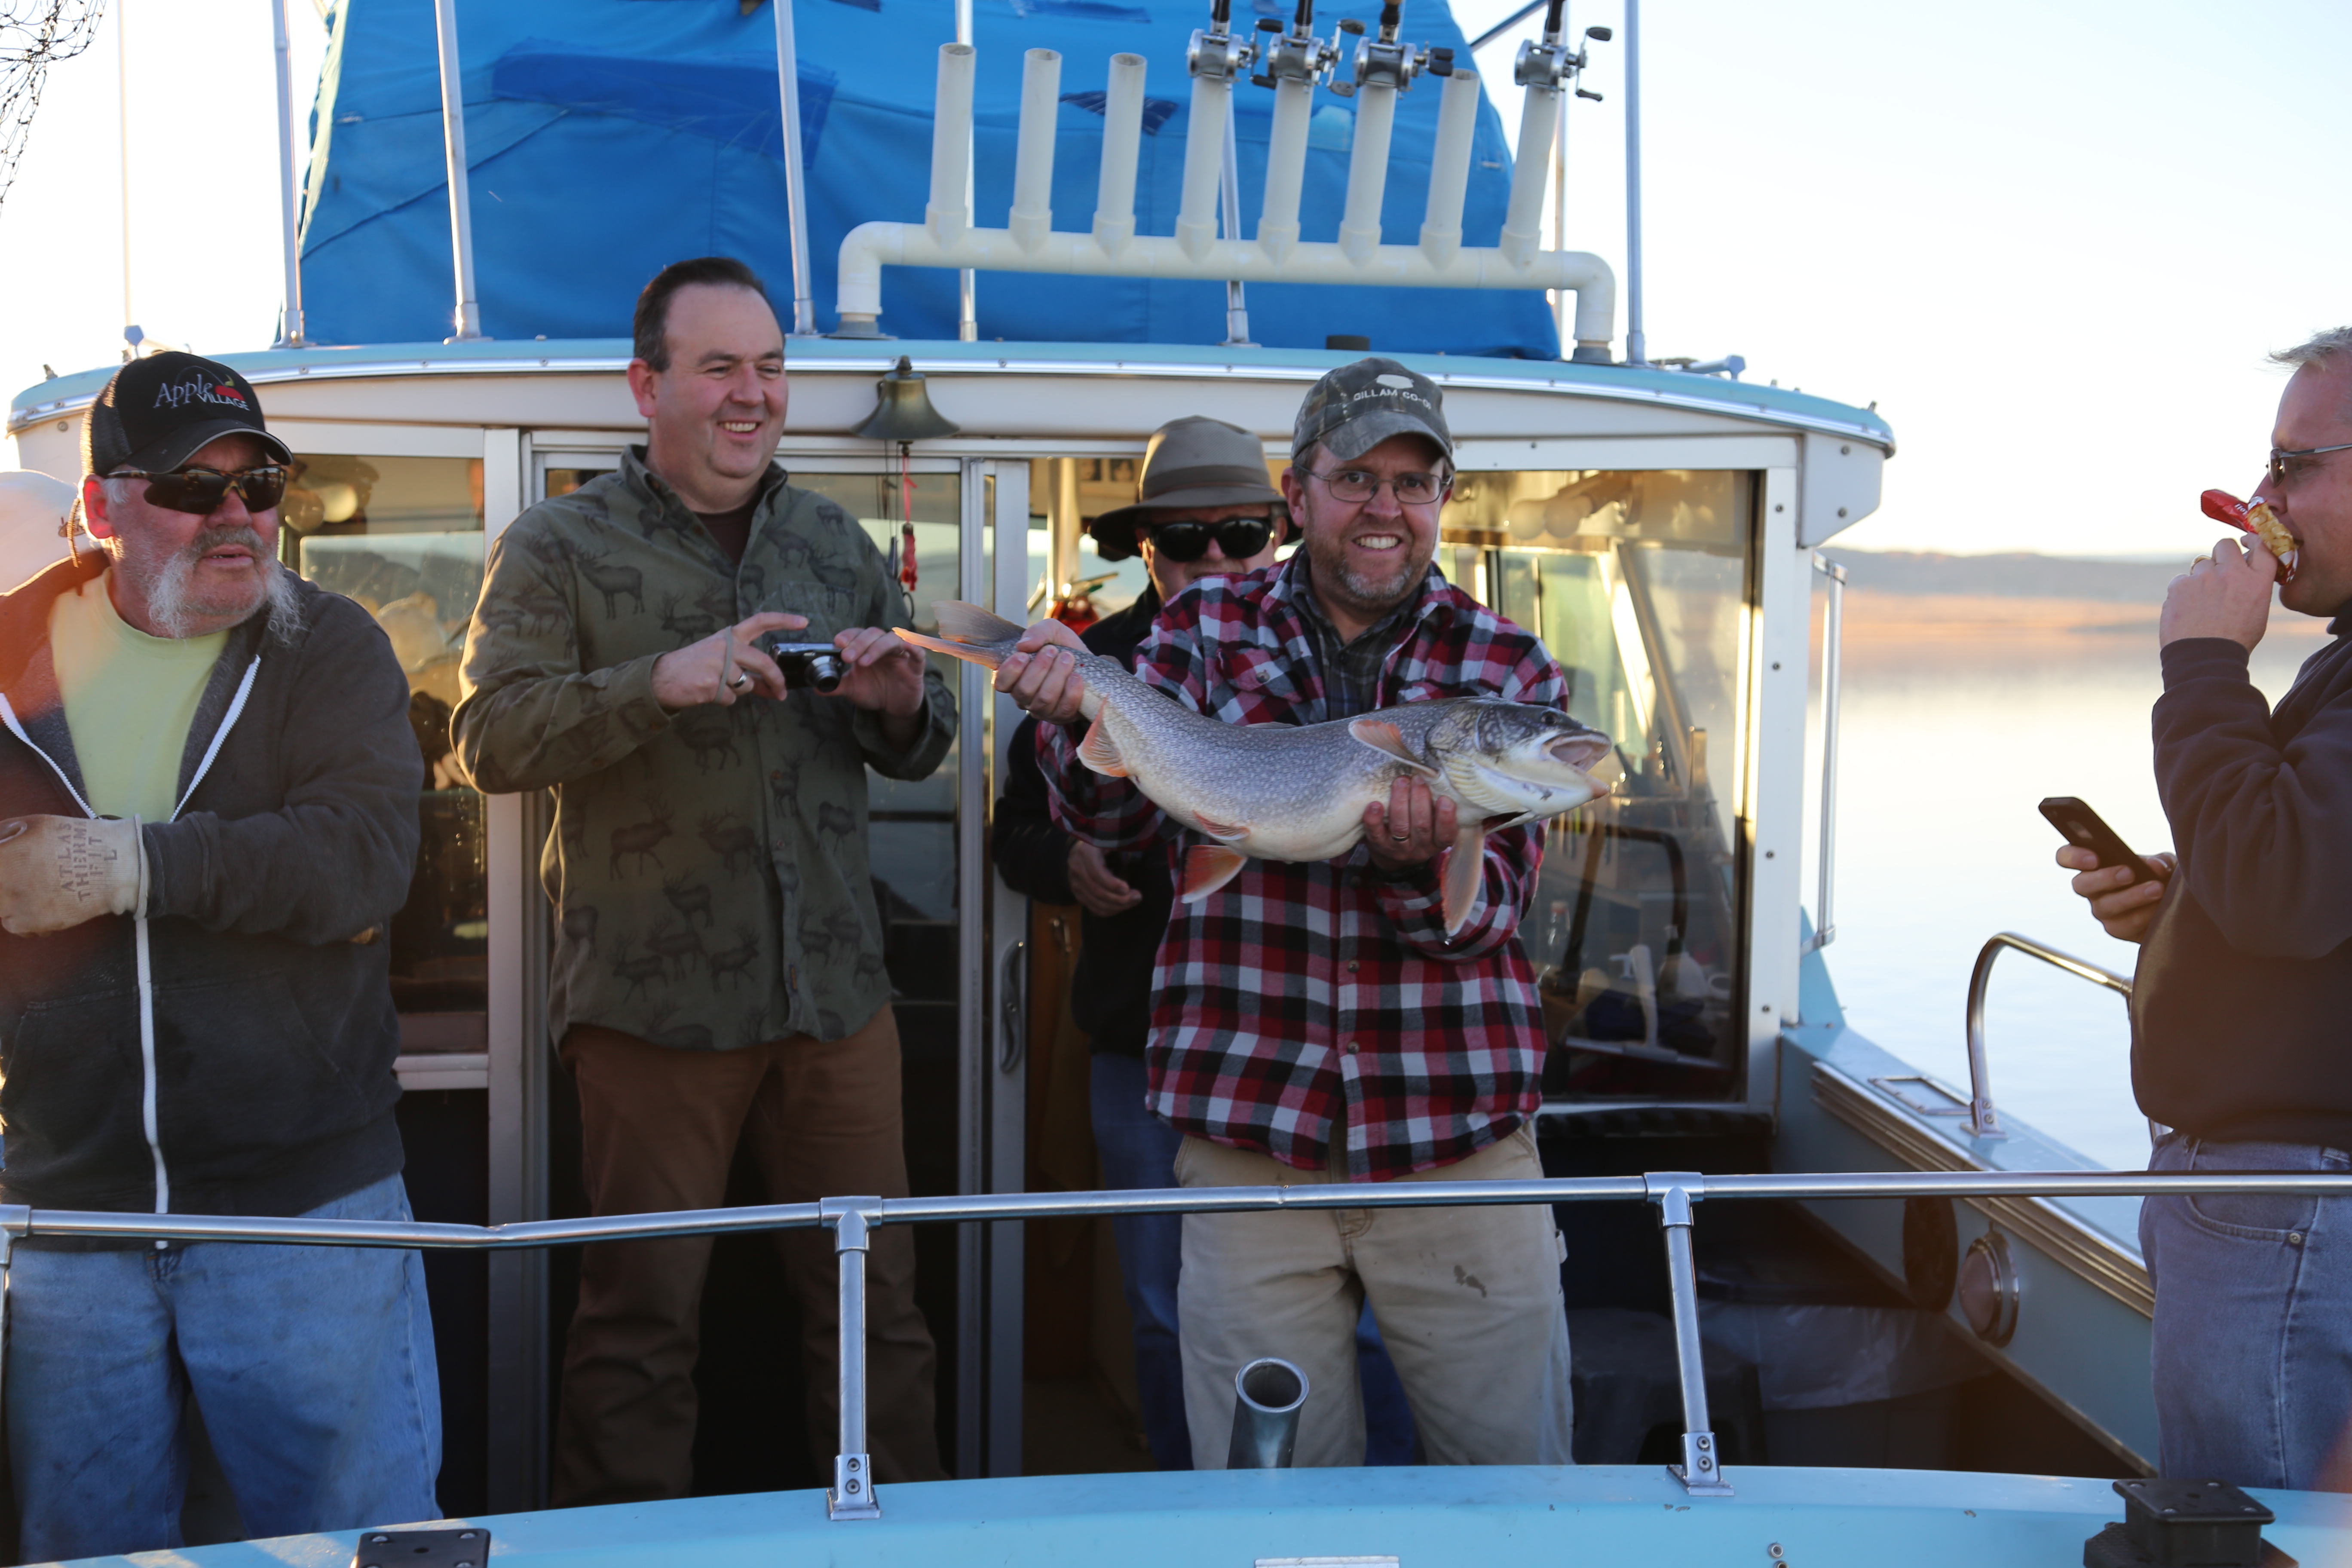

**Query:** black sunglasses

left=1142, top=514, right=1279, bottom=563
left=2269, top=442, right=2352, bottom=490
left=113, top=464, right=290, bottom=517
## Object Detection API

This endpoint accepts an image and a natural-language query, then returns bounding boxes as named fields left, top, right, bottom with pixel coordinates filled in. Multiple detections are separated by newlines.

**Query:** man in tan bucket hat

left=1081, top=414, right=1294, bottom=569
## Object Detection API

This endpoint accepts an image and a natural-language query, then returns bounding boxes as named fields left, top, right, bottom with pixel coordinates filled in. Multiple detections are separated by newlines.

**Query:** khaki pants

left=1175, top=1123, right=1574, bottom=1469
left=551, top=1008, right=944, bottom=1506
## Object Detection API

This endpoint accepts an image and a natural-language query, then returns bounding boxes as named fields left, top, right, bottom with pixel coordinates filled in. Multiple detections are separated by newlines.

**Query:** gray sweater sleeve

left=142, top=599, right=423, bottom=943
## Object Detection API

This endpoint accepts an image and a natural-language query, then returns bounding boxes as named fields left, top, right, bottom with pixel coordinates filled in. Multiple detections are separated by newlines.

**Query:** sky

left=1, top=0, right=2345, bottom=557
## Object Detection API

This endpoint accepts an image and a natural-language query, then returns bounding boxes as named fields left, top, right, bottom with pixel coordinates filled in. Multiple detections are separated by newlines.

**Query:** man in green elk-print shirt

left=452, top=257, right=954, bottom=1504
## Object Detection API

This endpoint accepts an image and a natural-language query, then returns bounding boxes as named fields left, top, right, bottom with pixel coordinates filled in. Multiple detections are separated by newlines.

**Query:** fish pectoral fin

left=1180, top=844, right=1250, bottom=902
left=1346, top=718, right=1439, bottom=777
left=1078, top=715, right=1128, bottom=777
left=1440, top=822, right=1488, bottom=937
left=1194, top=815, right=1250, bottom=844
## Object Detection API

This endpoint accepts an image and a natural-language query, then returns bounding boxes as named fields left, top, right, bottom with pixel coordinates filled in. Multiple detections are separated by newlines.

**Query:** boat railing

left=1963, top=932, right=2135, bottom=1141
left=6, top=1166, right=2342, bottom=1516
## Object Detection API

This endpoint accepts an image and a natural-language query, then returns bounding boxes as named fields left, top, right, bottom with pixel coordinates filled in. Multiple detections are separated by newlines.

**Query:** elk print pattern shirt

left=453, top=447, right=955, bottom=1050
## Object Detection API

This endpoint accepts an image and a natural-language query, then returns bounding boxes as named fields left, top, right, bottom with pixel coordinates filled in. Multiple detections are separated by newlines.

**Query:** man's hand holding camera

left=652, top=612, right=928, bottom=741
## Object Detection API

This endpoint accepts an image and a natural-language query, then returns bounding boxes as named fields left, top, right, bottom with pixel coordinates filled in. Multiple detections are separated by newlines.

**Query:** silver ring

left=728, top=671, right=753, bottom=691
left=1388, top=830, right=1412, bottom=842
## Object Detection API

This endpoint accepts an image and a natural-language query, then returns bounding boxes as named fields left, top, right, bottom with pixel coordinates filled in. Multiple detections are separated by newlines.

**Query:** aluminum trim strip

left=1810, top=1060, right=2154, bottom=1317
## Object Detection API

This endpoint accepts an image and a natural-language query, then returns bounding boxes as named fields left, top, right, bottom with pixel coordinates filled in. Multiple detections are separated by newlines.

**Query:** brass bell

left=853, top=356, right=960, bottom=442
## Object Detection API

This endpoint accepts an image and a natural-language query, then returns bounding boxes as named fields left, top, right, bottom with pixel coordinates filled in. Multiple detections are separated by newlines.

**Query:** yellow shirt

left=47, top=574, right=227, bottom=822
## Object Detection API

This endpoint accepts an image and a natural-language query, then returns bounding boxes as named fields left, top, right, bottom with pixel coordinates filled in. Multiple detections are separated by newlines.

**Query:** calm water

left=1801, top=617, right=2331, bottom=1172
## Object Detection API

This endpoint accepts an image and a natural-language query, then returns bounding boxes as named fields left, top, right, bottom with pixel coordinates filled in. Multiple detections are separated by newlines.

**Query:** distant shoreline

left=1818, top=550, right=2329, bottom=640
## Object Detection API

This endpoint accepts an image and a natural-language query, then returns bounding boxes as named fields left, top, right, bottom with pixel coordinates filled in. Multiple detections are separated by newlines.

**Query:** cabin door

left=511, top=444, right=1031, bottom=1489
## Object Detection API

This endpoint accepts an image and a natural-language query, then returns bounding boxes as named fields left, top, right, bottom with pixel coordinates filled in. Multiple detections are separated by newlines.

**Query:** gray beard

left=121, top=530, right=301, bottom=643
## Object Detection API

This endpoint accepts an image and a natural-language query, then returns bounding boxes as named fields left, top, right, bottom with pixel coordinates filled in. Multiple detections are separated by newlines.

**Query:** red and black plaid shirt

left=1038, top=554, right=1568, bottom=1180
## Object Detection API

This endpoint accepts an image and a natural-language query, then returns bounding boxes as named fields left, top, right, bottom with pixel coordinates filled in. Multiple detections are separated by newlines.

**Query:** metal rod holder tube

left=1498, top=83, right=1558, bottom=267
left=1256, top=74, right=1313, bottom=260
left=1647, top=1175, right=1732, bottom=1496
left=827, top=1201, right=882, bottom=1520
left=1176, top=73, right=1231, bottom=259
left=1093, top=53, right=1148, bottom=255
left=1008, top=49, right=1063, bottom=253
left=270, top=0, right=305, bottom=348
left=1417, top=67, right=1479, bottom=264
left=431, top=0, right=484, bottom=341
left=1336, top=80, right=1397, bottom=261
left=1219, top=94, right=1251, bottom=344
left=772, top=0, right=820, bottom=334
left=927, top=44, right=977, bottom=243
left=1226, top=1357, right=1308, bottom=1469
left=1964, top=934, right=2132, bottom=1142
left=1803, top=553, right=1846, bottom=955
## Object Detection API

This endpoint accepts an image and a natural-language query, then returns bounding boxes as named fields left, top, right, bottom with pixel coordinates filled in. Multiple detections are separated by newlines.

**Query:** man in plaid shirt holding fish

left=1001, top=359, right=1576, bottom=1469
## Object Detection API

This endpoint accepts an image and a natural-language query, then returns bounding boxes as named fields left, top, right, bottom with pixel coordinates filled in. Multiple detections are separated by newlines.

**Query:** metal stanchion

left=1646, top=1173, right=1732, bottom=1496
left=825, top=1198, right=883, bottom=1520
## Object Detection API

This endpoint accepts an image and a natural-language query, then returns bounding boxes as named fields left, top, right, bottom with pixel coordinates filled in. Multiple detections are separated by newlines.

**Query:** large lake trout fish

left=898, top=603, right=1614, bottom=935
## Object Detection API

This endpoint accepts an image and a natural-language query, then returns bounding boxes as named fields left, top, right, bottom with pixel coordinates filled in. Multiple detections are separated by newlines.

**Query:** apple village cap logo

left=152, top=375, right=251, bottom=413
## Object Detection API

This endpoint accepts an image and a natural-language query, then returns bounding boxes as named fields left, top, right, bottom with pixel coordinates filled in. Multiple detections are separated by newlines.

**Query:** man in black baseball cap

left=0, top=352, right=439, bottom=1557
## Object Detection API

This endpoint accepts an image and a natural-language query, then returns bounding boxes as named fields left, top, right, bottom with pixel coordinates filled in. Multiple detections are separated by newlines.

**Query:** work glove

left=0, top=815, right=144, bottom=934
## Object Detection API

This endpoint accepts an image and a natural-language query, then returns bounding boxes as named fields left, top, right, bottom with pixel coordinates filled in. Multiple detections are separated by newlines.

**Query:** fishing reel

left=1514, top=0, right=1609, bottom=96
left=1331, top=0, right=1442, bottom=95
left=1188, top=0, right=1258, bottom=81
left=1248, top=0, right=1338, bottom=88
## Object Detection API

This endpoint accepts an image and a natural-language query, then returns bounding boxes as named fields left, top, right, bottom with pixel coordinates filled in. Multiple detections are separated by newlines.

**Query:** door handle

left=996, top=940, right=1025, bottom=1073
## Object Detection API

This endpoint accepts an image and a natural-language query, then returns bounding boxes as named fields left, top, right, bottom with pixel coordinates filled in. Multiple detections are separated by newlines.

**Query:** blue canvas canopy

left=297, top=0, right=1564, bottom=356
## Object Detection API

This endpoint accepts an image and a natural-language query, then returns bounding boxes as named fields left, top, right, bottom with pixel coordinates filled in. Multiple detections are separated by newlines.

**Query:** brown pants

left=551, top=1007, right=945, bottom=1506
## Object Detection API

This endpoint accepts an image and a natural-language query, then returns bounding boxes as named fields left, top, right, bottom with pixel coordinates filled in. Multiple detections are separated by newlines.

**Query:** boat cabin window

left=280, top=453, right=488, bottom=1051
left=1446, top=469, right=1755, bottom=1099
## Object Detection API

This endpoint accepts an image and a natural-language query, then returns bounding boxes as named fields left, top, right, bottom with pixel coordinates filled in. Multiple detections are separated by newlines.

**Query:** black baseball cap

left=82, top=352, right=292, bottom=478
left=1291, top=356, right=1452, bottom=465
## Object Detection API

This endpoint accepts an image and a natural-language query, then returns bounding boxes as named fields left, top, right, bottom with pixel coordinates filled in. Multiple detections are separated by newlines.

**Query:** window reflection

left=283, top=454, right=488, bottom=1038
left=1448, top=470, right=1754, bottom=1099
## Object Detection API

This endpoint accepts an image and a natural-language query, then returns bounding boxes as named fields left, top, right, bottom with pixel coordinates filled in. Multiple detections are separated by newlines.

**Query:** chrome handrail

left=1801, top=552, right=1847, bottom=954
left=1963, top=932, right=2135, bottom=1141
left=7, top=1164, right=2345, bottom=1514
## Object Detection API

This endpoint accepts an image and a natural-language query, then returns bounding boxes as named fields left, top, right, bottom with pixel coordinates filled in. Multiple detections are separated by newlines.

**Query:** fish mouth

left=1547, top=733, right=1613, bottom=771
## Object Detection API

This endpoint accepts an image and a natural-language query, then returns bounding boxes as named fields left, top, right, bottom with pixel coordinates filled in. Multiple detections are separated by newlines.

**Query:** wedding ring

left=1389, top=830, right=1412, bottom=842
left=728, top=671, right=753, bottom=692
left=2191, top=555, right=2212, bottom=568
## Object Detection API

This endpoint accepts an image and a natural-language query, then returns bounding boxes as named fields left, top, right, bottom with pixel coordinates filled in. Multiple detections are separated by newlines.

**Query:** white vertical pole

left=956, top=0, right=978, bottom=341
left=1550, top=80, right=1566, bottom=354
left=772, top=0, right=819, bottom=336
left=272, top=0, right=306, bottom=347
left=1623, top=0, right=1645, bottom=366
left=118, top=0, right=132, bottom=346
left=1219, top=93, right=1250, bottom=345
left=433, top=0, right=485, bottom=341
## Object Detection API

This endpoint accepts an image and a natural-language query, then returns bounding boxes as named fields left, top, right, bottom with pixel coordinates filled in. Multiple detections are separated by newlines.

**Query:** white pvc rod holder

left=1256, top=74, right=1312, bottom=260
left=928, top=44, right=977, bottom=243
left=1176, top=73, right=1232, bottom=261
left=1008, top=49, right=1062, bottom=253
left=772, top=0, right=819, bottom=335
left=1093, top=53, right=1148, bottom=255
left=432, top=0, right=484, bottom=340
left=271, top=0, right=304, bottom=347
left=1417, top=68, right=1480, bottom=263
left=1338, top=81, right=1398, bottom=262
left=1500, top=83, right=1558, bottom=267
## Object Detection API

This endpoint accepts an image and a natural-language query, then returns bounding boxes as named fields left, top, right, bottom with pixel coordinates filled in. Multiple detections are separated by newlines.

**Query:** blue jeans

left=2141, top=1134, right=2352, bottom=1490
left=6, top=1172, right=443, bottom=1559
left=1090, top=1055, right=1418, bottom=1468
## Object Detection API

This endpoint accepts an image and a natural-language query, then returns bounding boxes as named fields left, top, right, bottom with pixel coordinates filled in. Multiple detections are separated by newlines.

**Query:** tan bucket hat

left=1086, top=416, right=1292, bottom=562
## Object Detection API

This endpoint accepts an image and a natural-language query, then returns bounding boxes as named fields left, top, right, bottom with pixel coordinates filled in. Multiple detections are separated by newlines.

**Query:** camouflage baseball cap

left=1291, top=357, right=1451, bottom=465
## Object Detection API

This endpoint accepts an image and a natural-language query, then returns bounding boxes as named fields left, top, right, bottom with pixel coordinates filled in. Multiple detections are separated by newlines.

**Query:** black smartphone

left=2038, top=796, right=2155, bottom=886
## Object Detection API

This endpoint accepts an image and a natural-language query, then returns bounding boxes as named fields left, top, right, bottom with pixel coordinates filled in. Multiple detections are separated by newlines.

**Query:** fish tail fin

left=892, top=600, right=1029, bottom=671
